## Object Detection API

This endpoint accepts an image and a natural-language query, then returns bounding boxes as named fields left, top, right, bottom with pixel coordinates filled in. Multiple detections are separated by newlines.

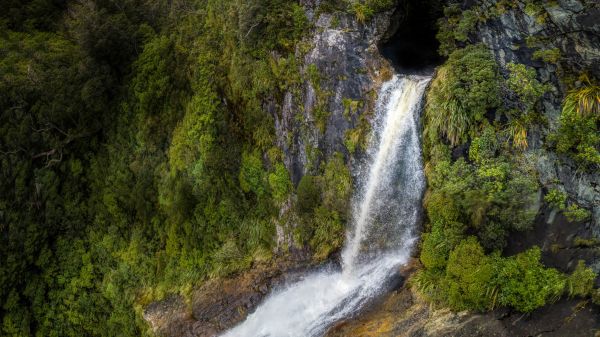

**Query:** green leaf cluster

left=294, top=153, right=353, bottom=260
left=0, top=0, right=310, bottom=335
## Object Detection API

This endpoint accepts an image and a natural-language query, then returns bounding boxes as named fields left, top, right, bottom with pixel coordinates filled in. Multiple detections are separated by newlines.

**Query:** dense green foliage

left=425, top=44, right=501, bottom=146
left=294, top=153, right=353, bottom=260
left=0, top=0, right=347, bottom=335
left=420, top=9, right=597, bottom=312
left=416, top=240, right=566, bottom=313
left=550, top=77, right=600, bottom=169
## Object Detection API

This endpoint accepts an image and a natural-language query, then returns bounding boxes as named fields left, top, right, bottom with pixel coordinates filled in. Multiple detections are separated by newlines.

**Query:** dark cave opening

left=380, top=0, right=445, bottom=73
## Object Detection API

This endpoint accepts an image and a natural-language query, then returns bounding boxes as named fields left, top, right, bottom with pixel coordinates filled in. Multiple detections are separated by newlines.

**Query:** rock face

left=144, top=2, right=600, bottom=336
left=326, top=282, right=600, bottom=337
left=143, top=261, right=316, bottom=337
left=274, top=4, right=393, bottom=186
left=271, top=4, right=396, bottom=251
left=469, top=0, right=600, bottom=275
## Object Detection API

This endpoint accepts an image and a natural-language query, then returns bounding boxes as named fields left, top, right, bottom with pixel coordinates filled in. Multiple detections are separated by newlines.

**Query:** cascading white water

left=341, top=74, right=429, bottom=271
left=221, top=75, right=430, bottom=337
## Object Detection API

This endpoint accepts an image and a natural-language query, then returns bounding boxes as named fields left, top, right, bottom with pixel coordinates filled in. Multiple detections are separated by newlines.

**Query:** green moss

left=321, top=153, right=352, bottom=217
left=342, top=98, right=363, bottom=119
left=592, top=289, right=600, bottom=305
left=524, top=1, right=548, bottom=24
left=344, top=112, right=371, bottom=154
left=573, top=237, right=599, bottom=248
left=306, top=63, right=332, bottom=133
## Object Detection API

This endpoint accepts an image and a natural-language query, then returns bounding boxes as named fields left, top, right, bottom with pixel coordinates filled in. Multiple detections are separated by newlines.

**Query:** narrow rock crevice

left=379, top=0, right=445, bottom=73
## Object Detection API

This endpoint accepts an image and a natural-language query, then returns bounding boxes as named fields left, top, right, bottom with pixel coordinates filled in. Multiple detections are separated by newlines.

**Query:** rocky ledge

left=327, top=273, right=600, bottom=337
left=143, top=259, right=317, bottom=337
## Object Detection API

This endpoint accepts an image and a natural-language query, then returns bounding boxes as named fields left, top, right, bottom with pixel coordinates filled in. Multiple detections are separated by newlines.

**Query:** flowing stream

left=221, top=74, right=430, bottom=337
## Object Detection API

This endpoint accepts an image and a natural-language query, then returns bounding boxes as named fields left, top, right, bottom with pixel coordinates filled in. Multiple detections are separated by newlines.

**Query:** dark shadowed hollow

left=380, top=0, right=445, bottom=72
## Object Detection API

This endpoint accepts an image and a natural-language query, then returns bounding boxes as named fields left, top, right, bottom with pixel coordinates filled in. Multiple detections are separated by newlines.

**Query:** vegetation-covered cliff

left=0, top=0, right=598, bottom=336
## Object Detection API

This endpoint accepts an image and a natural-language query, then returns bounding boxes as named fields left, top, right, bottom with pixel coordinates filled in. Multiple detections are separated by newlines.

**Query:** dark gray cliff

left=272, top=4, right=395, bottom=250
left=275, top=4, right=393, bottom=184
left=470, top=0, right=600, bottom=276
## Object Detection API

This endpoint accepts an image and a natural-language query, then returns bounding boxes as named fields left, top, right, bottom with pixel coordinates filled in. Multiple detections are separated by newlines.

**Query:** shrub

left=544, top=189, right=591, bottom=222
left=497, top=247, right=565, bottom=312
left=309, top=207, right=345, bottom=260
left=495, top=172, right=539, bottom=231
left=592, top=289, right=600, bottom=305
left=240, top=218, right=275, bottom=253
left=566, top=260, right=596, bottom=297
left=412, top=268, right=446, bottom=302
left=239, top=150, right=267, bottom=196
left=352, top=3, right=374, bottom=23
left=455, top=10, right=478, bottom=42
left=564, top=204, right=591, bottom=222
left=268, top=163, right=292, bottom=203
left=420, top=221, right=466, bottom=270
left=436, top=6, right=479, bottom=56
left=349, top=0, right=395, bottom=23
left=321, top=153, right=352, bottom=217
left=212, top=239, right=252, bottom=277
left=444, top=237, right=498, bottom=311
left=425, top=191, right=460, bottom=224
left=425, top=44, right=501, bottom=146
left=477, top=221, right=508, bottom=251
left=296, top=175, right=321, bottom=214
left=506, top=62, right=549, bottom=113
left=365, top=0, right=395, bottom=11
left=469, top=126, right=498, bottom=164
left=532, top=48, right=561, bottom=64
left=551, top=78, right=600, bottom=169
left=564, top=78, right=600, bottom=117
left=544, top=188, right=567, bottom=210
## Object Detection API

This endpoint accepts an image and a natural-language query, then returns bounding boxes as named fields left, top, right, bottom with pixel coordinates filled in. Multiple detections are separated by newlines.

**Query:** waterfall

left=221, top=75, right=430, bottom=337
left=342, top=75, right=429, bottom=271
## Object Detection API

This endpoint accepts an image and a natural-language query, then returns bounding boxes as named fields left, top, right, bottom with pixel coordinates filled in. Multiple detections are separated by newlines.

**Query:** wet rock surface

left=274, top=4, right=393, bottom=186
left=143, top=260, right=317, bottom=337
left=471, top=0, right=600, bottom=275
left=326, top=282, right=600, bottom=337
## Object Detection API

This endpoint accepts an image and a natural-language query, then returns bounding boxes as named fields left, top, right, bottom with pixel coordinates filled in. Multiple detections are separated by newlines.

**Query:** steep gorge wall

left=144, top=1, right=600, bottom=336
left=329, top=1, right=600, bottom=336
left=472, top=0, right=600, bottom=276
left=143, top=3, right=398, bottom=336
